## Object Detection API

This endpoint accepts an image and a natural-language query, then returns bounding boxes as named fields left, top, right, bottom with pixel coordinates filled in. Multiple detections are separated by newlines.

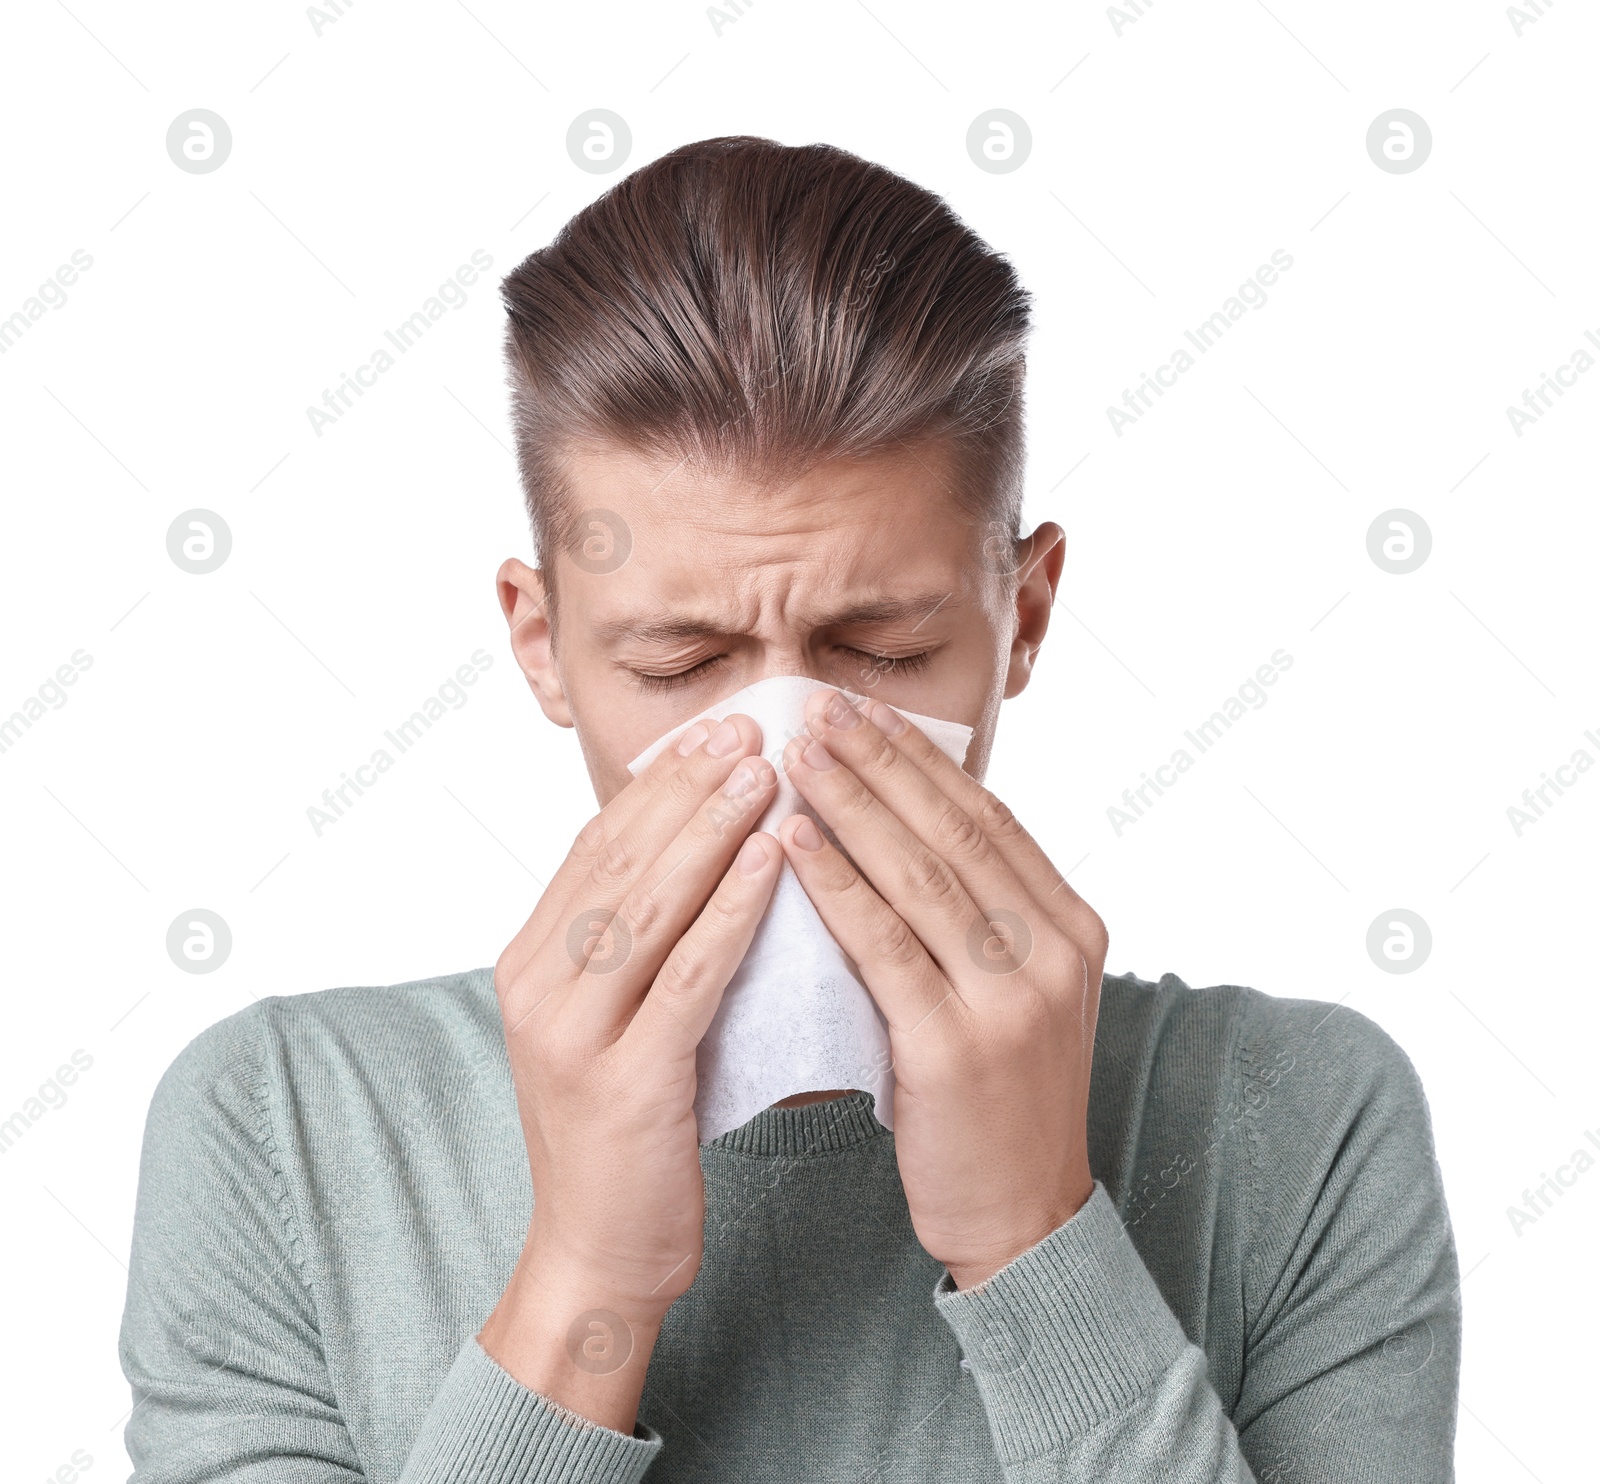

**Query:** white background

left=2, top=0, right=1595, bottom=1479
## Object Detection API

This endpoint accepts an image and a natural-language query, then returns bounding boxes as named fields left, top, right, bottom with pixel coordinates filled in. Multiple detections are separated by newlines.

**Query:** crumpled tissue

left=625, top=674, right=974, bottom=1143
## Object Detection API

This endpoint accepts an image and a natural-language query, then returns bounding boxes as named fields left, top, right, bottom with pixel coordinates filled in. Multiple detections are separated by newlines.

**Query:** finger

left=502, top=714, right=730, bottom=987
left=773, top=813, right=957, bottom=1035
left=575, top=750, right=781, bottom=1028
left=532, top=712, right=754, bottom=935
left=499, top=713, right=762, bottom=1025
left=834, top=692, right=1106, bottom=953
left=626, top=830, right=783, bottom=1058
left=781, top=729, right=993, bottom=982
left=800, top=688, right=1041, bottom=947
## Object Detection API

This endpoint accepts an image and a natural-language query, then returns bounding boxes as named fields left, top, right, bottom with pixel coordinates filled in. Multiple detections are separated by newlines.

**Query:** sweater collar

left=706, top=1090, right=887, bottom=1157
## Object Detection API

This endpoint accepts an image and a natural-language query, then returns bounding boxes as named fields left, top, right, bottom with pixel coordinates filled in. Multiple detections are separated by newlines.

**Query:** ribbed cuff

left=932, top=1180, right=1189, bottom=1463
left=402, top=1336, right=662, bottom=1483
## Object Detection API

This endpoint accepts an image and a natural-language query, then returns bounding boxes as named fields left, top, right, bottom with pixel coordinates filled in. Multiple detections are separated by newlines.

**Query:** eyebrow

left=593, top=591, right=962, bottom=646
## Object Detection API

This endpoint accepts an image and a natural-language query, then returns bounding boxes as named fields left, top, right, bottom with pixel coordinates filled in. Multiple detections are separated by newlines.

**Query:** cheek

left=594, top=768, right=633, bottom=808
left=561, top=687, right=632, bottom=807
left=569, top=686, right=689, bottom=808
left=958, top=728, right=994, bottom=786
left=577, top=719, right=648, bottom=807
left=580, top=732, right=646, bottom=810
left=950, top=623, right=1012, bottom=726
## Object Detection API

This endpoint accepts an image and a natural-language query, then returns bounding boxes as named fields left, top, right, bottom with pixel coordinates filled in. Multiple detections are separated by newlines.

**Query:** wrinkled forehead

left=551, top=440, right=995, bottom=620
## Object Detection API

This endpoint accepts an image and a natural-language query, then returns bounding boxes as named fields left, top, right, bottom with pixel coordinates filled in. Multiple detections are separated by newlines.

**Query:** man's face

left=498, top=439, right=1061, bottom=804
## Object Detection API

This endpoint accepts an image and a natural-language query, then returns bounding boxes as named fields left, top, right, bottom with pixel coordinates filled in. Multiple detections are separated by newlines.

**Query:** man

left=121, top=136, right=1459, bottom=1481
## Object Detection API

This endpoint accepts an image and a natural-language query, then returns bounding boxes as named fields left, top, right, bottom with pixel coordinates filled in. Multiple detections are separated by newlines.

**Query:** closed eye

left=630, top=655, right=727, bottom=694
left=629, top=648, right=933, bottom=694
left=842, top=647, right=933, bottom=681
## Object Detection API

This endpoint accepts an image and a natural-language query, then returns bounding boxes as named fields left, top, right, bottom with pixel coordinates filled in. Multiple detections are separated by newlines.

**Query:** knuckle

left=699, top=881, right=748, bottom=937
left=902, top=848, right=962, bottom=907
left=830, top=777, right=878, bottom=830
left=975, top=790, right=1022, bottom=841
left=876, top=912, right=925, bottom=971
left=665, top=760, right=713, bottom=812
left=822, top=852, right=873, bottom=903
left=655, top=943, right=711, bottom=1002
left=573, top=814, right=609, bottom=859
left=930, top=800, right=986, bottom=861
left=492, top=945, right=522, bottom=1005
left=1077, top=908, right=1110, bottom=962
left=494, top=940, right=557, bottom=1028
left=626, top=886, right=662, bottom=936
left=860, top=722, right=898, bottom=769
left=591, top=833, right=634, bottom=889
left=1036, top=939, right=1092, bottom=1001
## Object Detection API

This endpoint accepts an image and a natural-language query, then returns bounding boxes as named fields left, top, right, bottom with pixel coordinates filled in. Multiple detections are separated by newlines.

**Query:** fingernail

left=791, top=817, right=823, bottom=851
left=676, top=721, right=711, bottom=756
left=737, top=833, right=770, bottom=875
left=870, top=701, right=906, bottom=735
left=825, top=692, right=861, bottom=729
left=802, top=739, right=837, bottom=771
left=706, top=719, right=742, bottom=756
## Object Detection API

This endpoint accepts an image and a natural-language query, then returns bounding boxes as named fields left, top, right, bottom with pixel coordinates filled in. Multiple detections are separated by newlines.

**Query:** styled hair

left=499, top=135, right=1032, bottom=597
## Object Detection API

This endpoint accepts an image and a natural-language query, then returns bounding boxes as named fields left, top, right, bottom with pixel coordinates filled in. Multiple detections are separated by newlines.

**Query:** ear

left=1002, top=522, right=1065, bottom=701
left=496, top=557, right=573, bottom=728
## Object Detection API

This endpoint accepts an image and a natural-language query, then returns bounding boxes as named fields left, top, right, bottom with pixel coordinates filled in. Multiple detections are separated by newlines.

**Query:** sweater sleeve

left=119, top=1008, right=663, bottom=1483
left=931, top=1001, right=1460, bottom=1483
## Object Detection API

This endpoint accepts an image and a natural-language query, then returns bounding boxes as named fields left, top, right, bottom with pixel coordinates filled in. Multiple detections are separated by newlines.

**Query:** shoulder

left=252, top=962, right=500, bottom=1051
left=1094, top=969, right=1452, bottom=1326
left=1096, top=968, right=1426, bottom=1116
left=1093, top=969, right=1441, bottom=1234
left=147, top=965, right=500, bottom=1138
left=1222, top=980, right=1436, bottom=1178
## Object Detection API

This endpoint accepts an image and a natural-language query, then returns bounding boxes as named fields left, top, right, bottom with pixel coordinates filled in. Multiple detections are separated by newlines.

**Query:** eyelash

left=632, top=649, right=934, bottom=694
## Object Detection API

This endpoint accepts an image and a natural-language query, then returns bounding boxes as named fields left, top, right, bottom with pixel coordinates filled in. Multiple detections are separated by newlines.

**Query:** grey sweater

left=119, top=966, right=1459, bottom=1482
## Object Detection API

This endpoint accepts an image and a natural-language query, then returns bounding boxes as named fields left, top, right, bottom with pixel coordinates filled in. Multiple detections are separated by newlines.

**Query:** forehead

left=554, top=440, right=989, bottom=620
left=560, top=437, right=967, bottom=528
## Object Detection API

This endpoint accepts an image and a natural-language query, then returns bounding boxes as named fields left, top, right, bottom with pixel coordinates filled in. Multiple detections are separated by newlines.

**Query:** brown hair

left=500, top=135, right=1032, bottom=599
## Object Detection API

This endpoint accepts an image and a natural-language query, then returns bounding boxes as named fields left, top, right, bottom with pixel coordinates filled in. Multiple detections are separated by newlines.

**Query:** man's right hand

left=478, top=713, right=779, bottom=1433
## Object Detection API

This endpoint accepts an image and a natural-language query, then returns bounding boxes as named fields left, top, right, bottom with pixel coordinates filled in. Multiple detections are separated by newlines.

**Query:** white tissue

left=625, top=674, right=974, bottom=1144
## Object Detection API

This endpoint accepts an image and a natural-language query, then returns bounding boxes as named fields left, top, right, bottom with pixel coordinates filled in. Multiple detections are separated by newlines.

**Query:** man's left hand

left=779, top=687, right=1106, bottom=1291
